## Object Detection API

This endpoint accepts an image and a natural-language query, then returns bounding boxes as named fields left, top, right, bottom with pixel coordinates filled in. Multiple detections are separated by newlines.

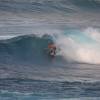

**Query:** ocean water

left=0, top=0, right=100, bottom=100
left=0, top=34, right=100, bottom=100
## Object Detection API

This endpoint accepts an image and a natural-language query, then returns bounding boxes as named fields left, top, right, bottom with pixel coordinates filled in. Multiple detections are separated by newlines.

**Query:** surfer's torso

left=48, top=43, right=56, bottom=57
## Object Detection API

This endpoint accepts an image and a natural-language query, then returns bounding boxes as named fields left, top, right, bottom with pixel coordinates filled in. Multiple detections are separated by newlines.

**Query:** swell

left=0, top=0, right=100, bottom=13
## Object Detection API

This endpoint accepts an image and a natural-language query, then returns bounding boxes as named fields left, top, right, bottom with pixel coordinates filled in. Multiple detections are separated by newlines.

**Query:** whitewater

left=0, top=0, right=100, bottom=100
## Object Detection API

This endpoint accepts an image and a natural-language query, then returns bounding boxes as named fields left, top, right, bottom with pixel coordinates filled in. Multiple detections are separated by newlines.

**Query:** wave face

left=0, top=35, right=65, bottom=65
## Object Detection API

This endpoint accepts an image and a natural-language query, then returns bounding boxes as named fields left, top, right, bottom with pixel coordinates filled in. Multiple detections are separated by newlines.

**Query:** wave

left=0, top=28, right=100, bottom=65
left=0, top=34, right=66, bottom=65
left=0, top=34, right=100, bottom=82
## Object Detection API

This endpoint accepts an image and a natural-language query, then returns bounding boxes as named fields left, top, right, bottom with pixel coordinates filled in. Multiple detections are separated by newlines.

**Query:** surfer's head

left=48, top=41, right=56, bottom=49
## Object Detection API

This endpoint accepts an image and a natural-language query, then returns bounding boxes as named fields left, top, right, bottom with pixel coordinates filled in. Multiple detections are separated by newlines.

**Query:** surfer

left=48, top=43, right=56, bottom=57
